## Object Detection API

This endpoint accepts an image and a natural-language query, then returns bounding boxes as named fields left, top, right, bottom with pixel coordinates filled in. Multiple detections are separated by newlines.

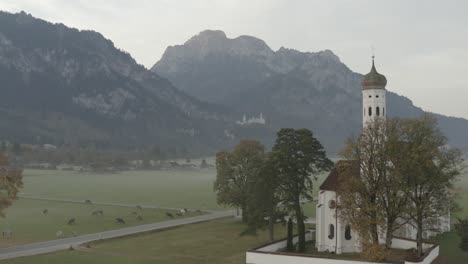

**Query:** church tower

left=362, top=56, right=387, bottom=127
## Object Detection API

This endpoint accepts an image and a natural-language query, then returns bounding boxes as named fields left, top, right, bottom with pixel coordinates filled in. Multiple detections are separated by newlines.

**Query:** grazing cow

left=2, top=229, right=12, bottom=239
left=56, top=231, right=64, bottom=238
left=136, top=215, right=143, bottom=221
left=136, top=205, right=143, bottom=210
left=68, top=218, right=76, bottom=225
left=115, top=218, right=125, bottom=224
left=42, top=209, right=48, bottom=215
left=165, top=212, right=174, bottom=218
left=84, top=200, right=92, bottom=205
left=91, top=210, right=104, bottom=216
left=179, top=209, right=186, bottom=215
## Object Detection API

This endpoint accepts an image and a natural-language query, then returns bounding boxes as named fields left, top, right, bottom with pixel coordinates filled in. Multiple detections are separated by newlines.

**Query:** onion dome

left=362, top=57, right=387, bottom=90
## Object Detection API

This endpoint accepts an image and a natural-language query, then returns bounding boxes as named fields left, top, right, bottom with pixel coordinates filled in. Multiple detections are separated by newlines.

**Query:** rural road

left=0, top=197, right=235, bottom=260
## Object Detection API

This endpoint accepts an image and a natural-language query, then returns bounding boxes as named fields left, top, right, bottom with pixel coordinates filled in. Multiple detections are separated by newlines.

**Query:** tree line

left=214, top=128, right=333, bottom=252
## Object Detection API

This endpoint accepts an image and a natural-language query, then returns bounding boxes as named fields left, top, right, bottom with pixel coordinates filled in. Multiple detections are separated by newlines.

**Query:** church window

left=345, top=225, right=352, bottom=240
left=368, top=107, right=372, bottom=116
left=368, top=95, right=371, bottom=98
left=328, top=224, right=335, bottom=239
left=376, top=107, right=380, bottom=116
left=376, top=95, right=379, bottom=98
left=328, top=200, right=336, bottom=209
left=383, top=108, right=385, bottom=116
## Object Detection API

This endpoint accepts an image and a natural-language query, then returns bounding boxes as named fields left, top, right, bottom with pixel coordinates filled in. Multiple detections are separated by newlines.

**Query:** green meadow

left=19, top=168, right=221, bottom=210
left=0, top=199, right=199, bottom=247
left=3, top=217, right=288, bottom=264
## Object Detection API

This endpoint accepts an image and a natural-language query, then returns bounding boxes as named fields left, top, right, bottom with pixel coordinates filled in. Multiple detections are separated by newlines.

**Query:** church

left=314, top=58, right=451, bottom=254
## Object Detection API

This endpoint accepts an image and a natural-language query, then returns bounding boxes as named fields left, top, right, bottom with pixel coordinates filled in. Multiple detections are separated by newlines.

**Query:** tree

left=214, top=140, right=266, bottom=223
left=244, top=153, right=284, bottom=240
left=339, top=118, right=409, bottom=248
left=0, top=153, right=23, bottom=217
left=286, top=217, right=294, bottom=251
left=271, top=128, right=333, bottom=252
left=398, top=115, right=463, bottom=256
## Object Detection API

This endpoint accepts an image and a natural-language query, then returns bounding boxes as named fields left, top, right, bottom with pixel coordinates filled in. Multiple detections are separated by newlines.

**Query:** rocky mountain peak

left=185, top=30, right=227, bottom=44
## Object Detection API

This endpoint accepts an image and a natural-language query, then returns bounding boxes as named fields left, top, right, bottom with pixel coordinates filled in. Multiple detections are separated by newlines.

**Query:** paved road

left=0, top=198, right=235, bottom=260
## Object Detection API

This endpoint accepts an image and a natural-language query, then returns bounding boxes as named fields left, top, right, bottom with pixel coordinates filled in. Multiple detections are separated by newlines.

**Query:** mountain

left=152, top=30, right=468, bottom=154
left=0, top=12, right=234, bottom=154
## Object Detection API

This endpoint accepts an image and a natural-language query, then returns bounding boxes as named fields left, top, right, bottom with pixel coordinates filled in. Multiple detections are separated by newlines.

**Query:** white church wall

left=316, top=190, right=361, bottom=254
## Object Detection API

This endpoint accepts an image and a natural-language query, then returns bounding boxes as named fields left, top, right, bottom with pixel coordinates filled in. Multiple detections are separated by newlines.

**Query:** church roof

left=319, top=160, right=359, bottom=191
left=362, top=58, right=387, bottom=90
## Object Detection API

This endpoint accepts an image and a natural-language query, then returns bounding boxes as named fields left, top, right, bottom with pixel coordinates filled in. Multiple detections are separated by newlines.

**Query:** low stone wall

left=392, top=237, right=432, bottom=251
left=246, top=252, right=383, bottom=264
left=254, top=230, right=315, bottom=253
left=403, top=243, right=439, bottom=264
left=246, top=234, right=439, bottom=264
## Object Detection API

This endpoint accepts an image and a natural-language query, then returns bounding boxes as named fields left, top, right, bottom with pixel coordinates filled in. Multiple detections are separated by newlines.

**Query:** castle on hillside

left=236, top=113, right=266, bottom=125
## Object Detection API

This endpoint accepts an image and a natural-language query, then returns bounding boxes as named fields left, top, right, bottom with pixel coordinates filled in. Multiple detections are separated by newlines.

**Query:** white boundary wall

left=246, top=252, right=383, bottom=264
left=246, top=236, right=439, bottom=264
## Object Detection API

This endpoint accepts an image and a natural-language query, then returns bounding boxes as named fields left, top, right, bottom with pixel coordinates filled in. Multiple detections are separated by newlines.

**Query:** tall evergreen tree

left=272, top=128, right=333, bottom=252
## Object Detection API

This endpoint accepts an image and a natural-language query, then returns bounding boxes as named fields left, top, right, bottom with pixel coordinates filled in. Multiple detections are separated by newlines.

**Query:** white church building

left=315, top=58, right=451, bottom=254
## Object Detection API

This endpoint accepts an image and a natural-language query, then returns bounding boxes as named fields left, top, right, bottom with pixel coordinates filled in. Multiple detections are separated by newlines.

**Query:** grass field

left=3, top=217, right=288, bottom=264
left=19, top=168, right=327, bottom=211
left=0, top=167, right=324, bottom=248
left=19, top=169, right=221, bottom=210
left=435, top=232, right=468, bottom=263
left=0, top=199, right=199, bottom=247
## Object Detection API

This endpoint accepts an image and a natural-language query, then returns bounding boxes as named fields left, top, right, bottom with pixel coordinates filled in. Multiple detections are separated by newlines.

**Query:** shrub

left=361, top=243, right=387, bottom=262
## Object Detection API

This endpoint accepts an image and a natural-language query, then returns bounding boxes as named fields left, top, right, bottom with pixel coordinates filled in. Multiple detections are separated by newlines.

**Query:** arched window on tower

left=376, top=107, right=380, bottom=116
left=328, top=224, right=335, bottom=239
left=383, top=108, right=385, bottom=116
left=345, top=225, right=352, bottom=240
left=368, top=107, right=372, bottom=116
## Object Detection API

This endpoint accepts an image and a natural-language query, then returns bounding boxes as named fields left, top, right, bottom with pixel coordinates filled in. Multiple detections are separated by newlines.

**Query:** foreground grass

left=0, top=199, right=198, bottom=247
left=3, top=217, right=288, bottom=264
left=435, top=232, right=468, bottom=264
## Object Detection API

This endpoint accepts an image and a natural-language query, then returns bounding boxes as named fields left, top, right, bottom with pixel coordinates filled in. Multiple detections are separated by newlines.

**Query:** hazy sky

left=1, top=0, right=467, bottom=119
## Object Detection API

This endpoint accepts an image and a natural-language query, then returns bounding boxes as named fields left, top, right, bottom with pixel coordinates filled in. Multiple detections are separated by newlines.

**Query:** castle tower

left=362, top=56, right=387, bottom=127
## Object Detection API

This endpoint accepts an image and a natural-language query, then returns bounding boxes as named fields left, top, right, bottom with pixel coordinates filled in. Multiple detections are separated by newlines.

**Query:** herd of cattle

left=2, top=200, right=201, bottom=240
